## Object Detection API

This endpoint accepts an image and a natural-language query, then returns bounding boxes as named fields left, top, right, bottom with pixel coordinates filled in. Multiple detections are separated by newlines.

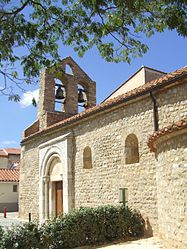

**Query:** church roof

left=22, top=65, right=187, bottom=143
left=148, top=117, right=187, bottom=152
left=0, top=168, right=19, bottom=182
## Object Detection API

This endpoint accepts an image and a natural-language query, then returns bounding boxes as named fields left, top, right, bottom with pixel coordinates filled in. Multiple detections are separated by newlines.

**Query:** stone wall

left=157, top=81, right=187, bottom=128
left=73, top=97, right=158, bottom=234
left=19, top=146, right=40, bottom=220
left=155, top=130, right=187, bottom=249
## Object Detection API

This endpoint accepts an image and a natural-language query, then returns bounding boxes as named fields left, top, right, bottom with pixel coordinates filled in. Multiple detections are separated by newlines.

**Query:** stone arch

left=40, top=145, right=65, bottom=220
left=83, top=146, right=92, bottom=169
left=78, top=81, right=89, bottom=92
left=40, top=145, right=64, bottom=178
left=125, top=134, right=139, bottom=164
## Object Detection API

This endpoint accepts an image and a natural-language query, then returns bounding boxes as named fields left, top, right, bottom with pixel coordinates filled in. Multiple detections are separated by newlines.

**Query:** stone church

left=19, top=57, right=187, bottom=249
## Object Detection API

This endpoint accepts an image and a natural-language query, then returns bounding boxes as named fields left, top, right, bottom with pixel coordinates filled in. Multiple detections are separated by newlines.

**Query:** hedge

left=0, top=205, right=144, bottom=249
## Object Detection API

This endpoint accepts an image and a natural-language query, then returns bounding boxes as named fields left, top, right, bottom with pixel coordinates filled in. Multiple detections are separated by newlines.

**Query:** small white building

left=0, top=148, right=20, bottom=212
left=0, top=168, right=19, bottom=212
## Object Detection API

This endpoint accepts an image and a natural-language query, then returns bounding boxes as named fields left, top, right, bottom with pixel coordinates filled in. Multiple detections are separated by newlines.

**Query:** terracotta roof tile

left=0, top=148, right=21, bottom=156
left=148, top=118, right=187, bottom=152
left=22, top=65, right=187, bottom=143
left=0, top=169, right=19, bottom=182
left=4, top=148, right=21, bottom=155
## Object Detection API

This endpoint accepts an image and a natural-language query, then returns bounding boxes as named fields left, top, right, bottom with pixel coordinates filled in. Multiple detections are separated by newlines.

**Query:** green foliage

left=0, top=205, right=144, bottom=249
left=41, top=205, right=145, bottom=249
left=0, top=226, right=4, bottom=243
left=0, top=0, right=186, bottom=98
left=0, top=223, right=43, bottom=249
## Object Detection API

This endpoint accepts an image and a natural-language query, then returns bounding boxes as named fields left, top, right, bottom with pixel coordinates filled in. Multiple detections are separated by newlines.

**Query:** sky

left=0, top=29, right=186, bottom=149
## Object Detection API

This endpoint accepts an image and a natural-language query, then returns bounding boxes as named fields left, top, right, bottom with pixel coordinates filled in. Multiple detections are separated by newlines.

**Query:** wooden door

left=55, top=181, right=63, bottom=216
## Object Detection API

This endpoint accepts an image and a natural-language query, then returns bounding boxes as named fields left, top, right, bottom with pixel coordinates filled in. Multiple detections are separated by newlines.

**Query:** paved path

left=77, top=237, right=163, bottom=249
left=0, top=212, right=27, bottom=228
left=95, top=237, right=163, bottom=249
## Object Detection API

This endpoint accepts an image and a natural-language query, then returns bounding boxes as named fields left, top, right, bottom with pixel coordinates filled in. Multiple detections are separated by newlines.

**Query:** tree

left=0, top=0, right=186, bottom=100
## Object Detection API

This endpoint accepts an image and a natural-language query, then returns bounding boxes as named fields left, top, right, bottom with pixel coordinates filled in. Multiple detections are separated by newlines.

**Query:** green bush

left=0, top=205, right=144, bottom=249
left=0, top=223, right=42, bottom=249
left=41, top=205, right=145, bottom=249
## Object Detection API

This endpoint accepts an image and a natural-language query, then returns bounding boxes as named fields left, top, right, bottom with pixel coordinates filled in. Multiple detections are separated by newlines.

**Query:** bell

left=78, top=89, right=85, bottom=103
left=55, top=86, right=65, bottom=100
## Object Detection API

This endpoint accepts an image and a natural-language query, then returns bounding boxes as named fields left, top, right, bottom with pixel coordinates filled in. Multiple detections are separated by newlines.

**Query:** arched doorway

left=39, top=134, right=74, bottom=223
left=43, top=155, right=64, bottom=219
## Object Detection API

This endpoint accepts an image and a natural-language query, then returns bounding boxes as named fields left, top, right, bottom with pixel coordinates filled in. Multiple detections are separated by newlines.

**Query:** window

left=125, top=134, right=139, bottom=164
left=83, top=146, right=92, bottom=169
left=13, top=185, right=18, bottom=192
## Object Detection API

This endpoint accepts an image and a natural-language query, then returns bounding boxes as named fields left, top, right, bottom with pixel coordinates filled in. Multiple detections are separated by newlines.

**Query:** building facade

left=19, top=57, right=187, bottom=249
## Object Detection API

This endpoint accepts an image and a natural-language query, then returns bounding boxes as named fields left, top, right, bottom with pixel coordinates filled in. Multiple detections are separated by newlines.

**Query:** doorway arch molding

left=40, top=145, right=64, bottom=178
left=38, top=133, right=74, bottom=222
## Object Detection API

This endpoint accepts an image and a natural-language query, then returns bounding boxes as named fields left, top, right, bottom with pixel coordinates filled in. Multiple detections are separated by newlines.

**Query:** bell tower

left=37, top=57, right=96, bottom=130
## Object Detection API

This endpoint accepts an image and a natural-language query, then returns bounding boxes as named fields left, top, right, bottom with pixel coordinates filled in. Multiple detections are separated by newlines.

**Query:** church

left=19, top=57, right=187, bottom=249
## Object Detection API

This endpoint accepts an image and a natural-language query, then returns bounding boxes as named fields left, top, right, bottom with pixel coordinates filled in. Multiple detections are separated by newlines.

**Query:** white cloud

left=20, top=89, right=39, bottom=108
left=0, top=140, right=17, bottom=145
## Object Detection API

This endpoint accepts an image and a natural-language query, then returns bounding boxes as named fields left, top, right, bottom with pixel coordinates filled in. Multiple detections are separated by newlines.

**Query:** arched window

left=125, top=134, right=139, bottom=164
left=83, top=146, right=92, bottom=169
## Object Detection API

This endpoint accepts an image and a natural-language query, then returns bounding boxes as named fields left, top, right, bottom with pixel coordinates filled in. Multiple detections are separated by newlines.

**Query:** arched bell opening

left=77, top=83, right=87, bottom=113
left=54, top=78, right=66, bottom=112
left=43, top=155, right=64, bottom=219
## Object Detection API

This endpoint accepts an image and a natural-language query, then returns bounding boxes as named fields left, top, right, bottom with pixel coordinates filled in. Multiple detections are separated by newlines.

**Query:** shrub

left=0, top=223, right=42, bottom=249
left=0, top=205, right=144, bottom=249
left=41, top=205, right=145, bottom=249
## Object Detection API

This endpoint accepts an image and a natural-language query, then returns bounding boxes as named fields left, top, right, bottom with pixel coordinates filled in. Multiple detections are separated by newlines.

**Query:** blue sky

left=0, top=30, right=186, bottom=149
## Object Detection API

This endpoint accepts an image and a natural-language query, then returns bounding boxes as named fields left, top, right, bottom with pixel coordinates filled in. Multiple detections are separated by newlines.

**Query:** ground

left=0, top=212, right=26, bottom=227
left=94, top=237, right=163, bottom=249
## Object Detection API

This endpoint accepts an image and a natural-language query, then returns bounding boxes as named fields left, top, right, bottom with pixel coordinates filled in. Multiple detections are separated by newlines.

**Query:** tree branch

left=97, top=11, right=130, bottom=49
left=0, top=0, right=31, bottom=16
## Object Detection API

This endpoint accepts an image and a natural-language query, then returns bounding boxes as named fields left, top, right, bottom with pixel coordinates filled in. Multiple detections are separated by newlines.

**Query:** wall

left=0, top=157, right=8, bottom=169
left=157, top=81, right=187, bottom=128
left=0, top=182, right=18, bottom=212
left=155, top=130, right=187, bottom=249
left=19, top=146, right=40, bottom=220
left=73, top=98, right=158, bottom=234
left=8, top=154, right=20, bottom=168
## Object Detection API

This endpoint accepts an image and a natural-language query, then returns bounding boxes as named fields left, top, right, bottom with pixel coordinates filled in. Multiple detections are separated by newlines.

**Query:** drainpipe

left=150, top=91, right=159, bottom=131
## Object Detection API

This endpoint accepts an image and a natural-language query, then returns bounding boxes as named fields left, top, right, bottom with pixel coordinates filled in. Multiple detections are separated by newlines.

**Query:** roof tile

left=4, top=148, right=21, bottom=155
left=148, top=118, right=187, bottom=152
left=0, top=168, right=19, bottom=182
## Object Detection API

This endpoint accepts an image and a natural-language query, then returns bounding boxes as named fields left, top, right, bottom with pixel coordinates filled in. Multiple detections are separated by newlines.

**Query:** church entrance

left=55, top=181, right=63, bottom=216
left=39, top=138, right=74, bottom=222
